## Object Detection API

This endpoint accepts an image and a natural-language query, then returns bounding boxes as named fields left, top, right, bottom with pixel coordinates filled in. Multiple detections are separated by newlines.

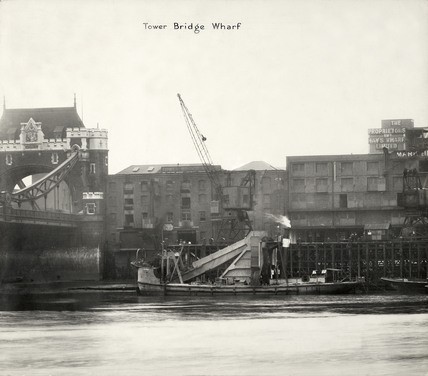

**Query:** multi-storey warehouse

left=105, top=118, right=428, bottom=281
left=286, top=119, right=428, bottom=242
left=284, top=119, right=428, bottom=284
left=105, top=162, right=287, bottom=277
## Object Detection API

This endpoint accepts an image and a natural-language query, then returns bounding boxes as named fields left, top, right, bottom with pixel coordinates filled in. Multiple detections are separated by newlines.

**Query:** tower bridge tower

left=0, top=100, right=109, bottom=282
left=0, top=101, right=108, bottom=215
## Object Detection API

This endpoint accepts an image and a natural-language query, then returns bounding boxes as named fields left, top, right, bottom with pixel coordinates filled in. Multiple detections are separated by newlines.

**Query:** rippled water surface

left=1, top=293, right=427, bottom=376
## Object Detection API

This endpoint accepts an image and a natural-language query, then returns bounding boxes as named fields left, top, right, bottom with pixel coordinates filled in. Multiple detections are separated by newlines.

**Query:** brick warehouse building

left=286, top=119, right=428, bottom=243
left=105, top=162, right=287, bottom=278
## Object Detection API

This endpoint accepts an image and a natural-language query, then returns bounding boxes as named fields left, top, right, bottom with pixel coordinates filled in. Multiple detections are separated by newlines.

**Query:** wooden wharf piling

left=287, top=241, right=428, bottom=284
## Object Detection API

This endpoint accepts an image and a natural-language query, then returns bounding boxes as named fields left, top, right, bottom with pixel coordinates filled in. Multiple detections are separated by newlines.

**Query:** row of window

left=291, top=176, right=402, bottom=192
left=291, top=161, right=384, bottom=176
left=291, top=192, right=401, bottom=209
left=118, top=179, right=209, bottom=193
left=122, top=193, right=273, bottom=209
left=114, top=211, right=208, bottom=225
left=112, top=176, right=276, bottom=193
left=123, top=194, right=211, bottom=207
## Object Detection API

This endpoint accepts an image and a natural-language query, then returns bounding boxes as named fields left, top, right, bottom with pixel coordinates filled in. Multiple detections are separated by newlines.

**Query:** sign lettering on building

left=381, top=119, right=414, bottom=129
left=368, top=128, right=406, bottom=135
left=368, top=123, right=408, bottom=152
left=368, top=136, right=405, bottom=144
left=394, top=150, right=428, bottom=158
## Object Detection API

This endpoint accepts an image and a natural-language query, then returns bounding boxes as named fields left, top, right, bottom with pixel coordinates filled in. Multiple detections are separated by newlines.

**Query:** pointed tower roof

left=0, top=105, right=84, bottom=140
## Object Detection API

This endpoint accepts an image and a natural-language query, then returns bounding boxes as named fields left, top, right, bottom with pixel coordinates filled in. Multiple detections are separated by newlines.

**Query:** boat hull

left=381, top=278, right=428, bottom=294
left=137, top=281, right=359, bottom=296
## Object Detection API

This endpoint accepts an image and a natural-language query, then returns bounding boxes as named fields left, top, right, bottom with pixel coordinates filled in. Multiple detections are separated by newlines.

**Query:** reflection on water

left=1, top=293, right=428, bottom=376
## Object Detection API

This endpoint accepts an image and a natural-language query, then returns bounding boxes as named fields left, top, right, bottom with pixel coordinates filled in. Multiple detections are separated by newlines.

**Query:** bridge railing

left=1, top=207, right=81, bottom=224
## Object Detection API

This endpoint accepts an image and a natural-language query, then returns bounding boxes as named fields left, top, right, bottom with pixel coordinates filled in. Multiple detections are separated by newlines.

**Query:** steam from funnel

left=264, top=213, right=291, bottom=228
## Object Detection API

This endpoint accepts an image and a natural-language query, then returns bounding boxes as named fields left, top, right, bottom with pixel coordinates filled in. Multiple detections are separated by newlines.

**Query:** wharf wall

left=0, top=222, right=103, bottom=283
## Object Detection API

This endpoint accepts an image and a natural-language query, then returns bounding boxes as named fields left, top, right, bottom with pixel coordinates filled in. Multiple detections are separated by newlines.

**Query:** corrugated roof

left=0, top=106, right=84, bottom=140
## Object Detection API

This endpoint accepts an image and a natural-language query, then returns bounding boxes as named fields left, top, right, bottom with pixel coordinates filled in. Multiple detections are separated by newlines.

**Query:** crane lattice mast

left=177, top=94, right=222, bottom=197
left=178, top=93, right=253, bottom=243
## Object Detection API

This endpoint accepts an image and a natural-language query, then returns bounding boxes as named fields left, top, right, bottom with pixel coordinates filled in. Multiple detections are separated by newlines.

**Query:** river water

left=0, top=292, right=427, bottom=376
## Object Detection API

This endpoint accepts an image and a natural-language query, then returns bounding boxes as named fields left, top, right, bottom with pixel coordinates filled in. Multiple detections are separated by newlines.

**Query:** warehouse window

left=367, top=176, right=386, bottom=191
left=124, top=214, right=134, bottom=227
left=123, top=183, right=133, bottom=194
left=166, top=212, right=173, bottom=222
left=367, top=177, right=379, bottom=191
left=367, top=161, right=379, bottom=174
left=181, top=197, right=191, bottom=209
left=316, top=162, right=328, bottom=175
left=341, top=178, right=353, bottom=192
left=124, top=198, right=134, bottom=210
left=292, top=179, right=305, bottom=192
left=292, top=163, right=305, bottom=173
left=199, top=211, right=206, bottom=221
left=341, top=162, right=353, bottom=175
left=316, top=178, right=328, bottom=192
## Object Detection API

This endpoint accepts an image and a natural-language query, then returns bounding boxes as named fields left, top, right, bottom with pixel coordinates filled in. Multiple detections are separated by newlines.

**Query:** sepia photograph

left=0, top=0, right=427, bottom=375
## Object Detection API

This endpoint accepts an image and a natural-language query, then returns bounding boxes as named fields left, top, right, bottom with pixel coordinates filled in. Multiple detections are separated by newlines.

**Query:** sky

left=0, top=0, right=427, bottom=174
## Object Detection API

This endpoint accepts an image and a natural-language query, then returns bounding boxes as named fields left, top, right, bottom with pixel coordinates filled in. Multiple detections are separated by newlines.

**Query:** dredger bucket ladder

left=179, top=231, right=266, bottom=282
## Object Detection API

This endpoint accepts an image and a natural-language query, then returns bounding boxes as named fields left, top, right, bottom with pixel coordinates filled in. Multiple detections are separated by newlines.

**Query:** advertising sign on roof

left=381, top=119, right=414, bottom=129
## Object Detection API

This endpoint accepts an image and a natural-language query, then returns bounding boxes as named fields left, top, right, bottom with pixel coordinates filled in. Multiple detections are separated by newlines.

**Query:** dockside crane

left=177, top=94, right=254, bottom=243
left=399, top=168, right=428, bottom=238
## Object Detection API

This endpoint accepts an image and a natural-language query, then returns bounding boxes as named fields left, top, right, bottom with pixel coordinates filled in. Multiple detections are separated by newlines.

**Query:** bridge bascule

left=0, top=106, right=108, bottom=228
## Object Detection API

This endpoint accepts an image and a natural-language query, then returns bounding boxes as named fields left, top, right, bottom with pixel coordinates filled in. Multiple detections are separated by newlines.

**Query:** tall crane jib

left=177, top=94, right=254, bottom=244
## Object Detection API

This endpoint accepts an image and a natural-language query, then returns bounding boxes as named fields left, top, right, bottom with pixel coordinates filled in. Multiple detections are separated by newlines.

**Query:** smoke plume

left=264, top=213, right=291, bottom=228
